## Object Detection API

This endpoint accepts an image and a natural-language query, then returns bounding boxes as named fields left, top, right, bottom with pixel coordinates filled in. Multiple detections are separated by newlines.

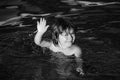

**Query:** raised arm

left=34, top=18, right=51, bottom=48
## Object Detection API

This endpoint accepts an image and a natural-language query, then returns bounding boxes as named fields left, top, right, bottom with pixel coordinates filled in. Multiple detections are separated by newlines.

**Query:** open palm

left=37, top=18, right=49, bottom=33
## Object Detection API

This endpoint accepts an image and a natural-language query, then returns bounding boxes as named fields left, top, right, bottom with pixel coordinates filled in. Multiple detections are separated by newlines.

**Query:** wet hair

left=51, top=17, right=75, bottom=46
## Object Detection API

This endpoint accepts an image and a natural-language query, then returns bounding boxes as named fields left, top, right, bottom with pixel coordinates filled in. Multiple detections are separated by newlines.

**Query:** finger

left=43, top=18, right=46, bottom=25
left=44, top=19, right=47, bottom=25
left=39, top=19, right=42, bottom=24
left=42, top=18, right=44, bottom=22
left=42, top=18, right=44, bottom=21
left=41, top=18, right=45, bottom=25
left=40, top=18, right=43, bottom=24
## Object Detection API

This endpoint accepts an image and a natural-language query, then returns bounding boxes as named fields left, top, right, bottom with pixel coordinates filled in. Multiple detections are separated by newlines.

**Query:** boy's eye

left=65, top=33, right=69, bottom=36
left=70, top=32, right=73, bottom=34
left=65, top=34, right=68, bottom=36
left=62, top=34, right=67, bottom=36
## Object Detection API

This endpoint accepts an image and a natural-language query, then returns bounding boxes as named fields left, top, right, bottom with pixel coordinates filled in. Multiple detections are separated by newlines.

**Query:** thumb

left=46, top=25, right=49, bottom=29
left=37, top=21, right=39, bottom=27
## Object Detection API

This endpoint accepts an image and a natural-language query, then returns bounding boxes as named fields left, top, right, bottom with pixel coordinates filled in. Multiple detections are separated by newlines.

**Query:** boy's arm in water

left=74, top=46, right=84, bottom=75
left=34, top=18, right=51, bottom=48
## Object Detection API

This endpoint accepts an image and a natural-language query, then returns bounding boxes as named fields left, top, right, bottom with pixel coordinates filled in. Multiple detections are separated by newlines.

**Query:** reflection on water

left=0, top=0, right=120, bottom=80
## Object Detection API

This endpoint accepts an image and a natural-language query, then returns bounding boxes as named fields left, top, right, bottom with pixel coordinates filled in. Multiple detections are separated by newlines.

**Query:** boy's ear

left=72, top=35, right=75, bottom=42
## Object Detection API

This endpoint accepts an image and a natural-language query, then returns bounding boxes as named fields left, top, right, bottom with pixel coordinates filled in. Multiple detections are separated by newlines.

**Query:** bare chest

left=50, top=44, right=75, bottom=56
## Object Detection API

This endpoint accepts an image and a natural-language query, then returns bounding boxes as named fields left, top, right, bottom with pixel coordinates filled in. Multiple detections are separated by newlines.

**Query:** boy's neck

left=58, top=42, right=72, bottom=49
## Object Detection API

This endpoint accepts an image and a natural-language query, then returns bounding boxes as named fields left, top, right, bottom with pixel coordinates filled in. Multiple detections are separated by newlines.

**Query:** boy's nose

left=66, top=35, right=72, bottom=41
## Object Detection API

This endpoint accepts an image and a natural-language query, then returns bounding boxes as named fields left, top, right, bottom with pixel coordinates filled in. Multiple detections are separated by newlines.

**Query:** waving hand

left=37, top=18, right=49, bottom=33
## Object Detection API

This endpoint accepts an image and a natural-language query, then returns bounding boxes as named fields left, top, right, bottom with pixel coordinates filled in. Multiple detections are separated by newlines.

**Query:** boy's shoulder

left=71, top=45, right=81, bottom=50
left=71, top=45, right=82, bottom=54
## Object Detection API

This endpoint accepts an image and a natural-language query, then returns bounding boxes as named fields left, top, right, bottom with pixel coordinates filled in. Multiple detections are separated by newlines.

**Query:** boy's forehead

left=66, top=28, right=74, bottom=32
left=62, top=29, right=74, bottom=34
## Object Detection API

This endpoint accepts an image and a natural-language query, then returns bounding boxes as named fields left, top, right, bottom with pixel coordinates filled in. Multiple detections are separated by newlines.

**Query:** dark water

left=0, top=0, right=120, bottom=80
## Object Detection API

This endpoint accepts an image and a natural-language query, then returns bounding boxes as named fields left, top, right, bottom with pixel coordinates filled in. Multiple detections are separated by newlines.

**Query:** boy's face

left=58, top=28, right=75, bottom=48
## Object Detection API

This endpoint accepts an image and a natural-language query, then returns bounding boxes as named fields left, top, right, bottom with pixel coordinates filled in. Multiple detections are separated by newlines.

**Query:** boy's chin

left=66, top=41, right=73, bottom=45
left=64, top=43, right=72, bottom=47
